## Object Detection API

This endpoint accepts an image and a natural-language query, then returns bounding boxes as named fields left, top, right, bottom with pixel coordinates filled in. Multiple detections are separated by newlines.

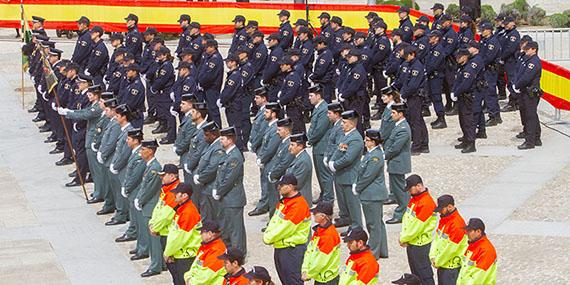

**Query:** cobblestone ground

left=1, top=29, right=569, bottom=284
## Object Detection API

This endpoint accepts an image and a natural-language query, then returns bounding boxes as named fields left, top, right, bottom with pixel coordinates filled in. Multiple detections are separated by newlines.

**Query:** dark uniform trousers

left=285, top=104, right=306, bottom=134
left=519, top=91, right=541, bottom=146
left=226, top=105, right=245, bottom=149
left=168, top=257, right=194, bottom=285
left=315, top=276, right=340, bottom=285
left=437, top=267, right=460, bottom=285
left=505, top=58, right=518, bottom=105
left=274, top=244, right=306, bottom=285
left=361, top=201, right=388, bottom=258
left=110, top=170, right=129, bottom=222
left=125, top=189, right=141, bottom=240
left=160, top=94, right=177, bottom=141
left=389, top=173, right=409, bottom=220
left=200, top=194, right=222, bottom=223
left=145, top=79, right=157, bottom=119
left=72, top=128, right=89, bottom=181
left=473, top=86, right=486, bottom=134
left=346, top=97, right=367, bottom=136
left=496, top=63, right=507, bottom=98
left=458, top=93, right=476, bottom=143
left=407, top=95, right=429, bottom=151
left=484, top=68, right=501, bottom=119
left=101, top=168, right=116, bottom=212
left=443, top=59, right=457, bottom=108
left=135, top=209, right=149, bottom=255
left=427, top=74, right=445, bottom=117
left=267, top=179, right=279, bottom=218
left=221, top=207, right=247, bottom=255
left=406, top=243, right=435, bottom=285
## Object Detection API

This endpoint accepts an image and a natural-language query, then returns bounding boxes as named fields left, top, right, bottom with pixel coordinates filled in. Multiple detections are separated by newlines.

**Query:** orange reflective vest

left=163, top=199, right=202, bottom=259
left=400, top=190, right=437, bottom=246
left=185, top=237, right=227, bottom=284
left=149, top=179, right=180, bottom=236
left=301, top=222, right=341, bottom=283
left=339, top=247, right=379, bottom=285
left=429, top=209, right=468, bottom=269
left=457, top=235, right=497, bottom=285
left=263, top=192, right=311, bottom=249
left=223, top=268, right=249, bottom=285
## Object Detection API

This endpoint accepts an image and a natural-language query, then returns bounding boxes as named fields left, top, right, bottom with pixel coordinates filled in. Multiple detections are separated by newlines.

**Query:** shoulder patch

left=271, top=56, right=277, bottom=62
left=183, top=85, right=190, bottom=91
left=208, top=62, right=216, bottom=69
left=241, top=70, right=249, bottom=77
left=470, top=62, right=478, bottom=69
left=159, top=69, right=166, bottom=76
left=132, top=37, right=137, bottom=43
left=80, top=41, right=87, bottom=46
left=447, top=38, right=453, bottom=44
left=255, top=52, right=261, bottom=58
left=510, top=36, right=516, bottom=42
left=302, top=48, right=308, bottom=54
left=228, top=79, right=235, bottom=86
left=528, top=63, right=534, bottom=69
left=489, top=44, right=494, bottom=50
left=353, top=73, right=361, bottom=80
left=379, top=44, right=385, bottom=50
left=131, top=89, right=139, bottom=95
left=433, top=50, right=440, bottom=57
left=248, top=43, right=254, bottom=49
left=404, top=26, right=410, bottom=32
left=239, top=35, right=245, bottom=41
left=319, top=58, right=325, bottom=65
left=411, top=70, right=419, bottom=76
left=283, top=30, right=289, bottom=36
left=463, top=72, right=470, bottom=78
left=95, top=50, right=101, bottom=56
left=287, top=80, right=294, bottom=87
left=371, top=157, right=379, bottom=162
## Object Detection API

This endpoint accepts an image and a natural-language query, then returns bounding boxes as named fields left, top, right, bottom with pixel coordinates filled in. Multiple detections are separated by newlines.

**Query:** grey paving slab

left=493, top=220, right=570, bottom=237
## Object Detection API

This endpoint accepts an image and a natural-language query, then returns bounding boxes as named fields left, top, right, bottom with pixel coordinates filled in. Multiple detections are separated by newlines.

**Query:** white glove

left=197, top=83, right=203, bottom=91
left=169, top=106, right=178, bottom=117
left=134, top=198, right=142, bottom=211
left=277, top=91, right=282, bottom=98
left=51, top=102, right=57, bottom=111
left=193, top=174, right=200, bottom=185
left=109, top=164, right=119, bottom=175
left=256, top=158, right=264, bottom=169
left=84, top=69, right=91, bottom=76
left=260, top=79, right=265, bottom=86
left=172, top=146, right=177, bottom=153
left=450, top=92, right=457, bottom=102
left=267, top=172, right=277, bottom=183
left=512, top=84, right=521, bottom=93
left=247, top=142, right=253, bottom=152
left=73, top=123, right=78, bottom=132
left=97, top=151, right=104, bottom=164
left=307, top=77, right=314, bottom=85
left=338, top=94, right=345, bottom=102
left=335, top=88, right=339, bottom=96
left=37, top=84, right=43, bottom=93
left=352, top=184, right=358, bottom=196
left=216, top=99, right=222, bottom=108
left=212, top=189, right=221, bottom=200
left=323, top=157, right=328, bottom=166
left=91, top=142, right=98, bottom=152
left=58, top=108, right=70, bottom=116
left=335, top=68, right=341, bottom=76
left=121, top=187, right=128, bottom=198
left=328, top=160, right=336, bottom=172
left=183, top=163, right=191, bottom=174
left=169, top=92, right=175, bottom=102
left=383, top=70, right=388, bottom=79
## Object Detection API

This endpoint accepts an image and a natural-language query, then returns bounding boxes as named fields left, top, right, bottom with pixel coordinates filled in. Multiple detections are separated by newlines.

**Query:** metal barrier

left=519, top=28, right=570, bottom=63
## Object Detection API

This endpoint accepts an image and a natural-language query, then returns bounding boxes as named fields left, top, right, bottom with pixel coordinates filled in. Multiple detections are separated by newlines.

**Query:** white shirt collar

left=368, top=145, right=379, bottom=153
left=196, top=118, right=207, bottom=129
left=212, top=137, right=221, bottom=145
left=315, top=100, right=324, bottom=109
left=268, top=119, right=278, bottom=126
left=146, top=156, right=156, bottom=166
left=386, top=101, right=394, bottom=109
left=296, top=149, right=306, bottom=158
left=281, top=135, right=291, bottom=143
left=121, top=122, right=131, bottom=131
left=132, top=144, right=141, bottom=154
left=334, top=119, right=341, bottom=126
left=225, top=144, right=236, bottom=154
left=395, top=118, right=406, bottom=126
left=344, top=128, right=356, bottom=135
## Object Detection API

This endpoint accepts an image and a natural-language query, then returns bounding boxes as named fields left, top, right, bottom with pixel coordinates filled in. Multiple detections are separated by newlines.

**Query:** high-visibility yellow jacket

left=301, top=222, right=341, bottom=283
left=339, top=247, right=379, bottom=285
left=149, top=180, right=179, bottom=236
left=400, top=190, right=437, bottom=246
left=429, top=209, right=468, bottom=269
left=263, top=192, right=311, bottom=249
left=457, top=235, right=497, bottom=285
left=185, top=237, right=227, bottom=284
left=163, top=199, right=202, bottom=259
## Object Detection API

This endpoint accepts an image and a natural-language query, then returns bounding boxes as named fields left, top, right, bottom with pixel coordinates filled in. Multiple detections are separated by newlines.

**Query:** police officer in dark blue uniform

left=330, top=16, right=345, bottom=62
left=197, top=39, right=224, bottom=127
left=500, top=16, right=521, bottom=112
left=384, top=30, right=407, bottom=81
left=335, top=44, right=353, bottom=101
left=440, top=14, right=459, bottom=114
left=277, top=10, right=294, bottom=51
left=106, top=49, right=127, bottom=99
left=318, top=12, right=333, bottom=46
left=55, top=63, right=79, bottom=167
left=309, top=36, right=336, bottom=103
left=338, top=49, right=368, bottom=134
left=453, top=49, right=478, bottom=153
left=150, top=46, right=176, bottom=143
left=236, top=47, right=255, bottom=142
left=430, top=3, right=445, bottom=30
left=262, top=33, right=284, bottom=103
left=425, top=30, right=447, bottom=129
left=365, top=12, right=380, bottom=44
left=124, top=13, right=143, bottom=64
left=188, top=22, right=204, bottom=57
left=229, top=15, right=247, bottom=54
left=85, top=26, right=109, bottom=88
left=175, top=14, right=192, bottom=57
left=369, top=21, right=391, bottom=118
left=513, top=41, right=542, bottom=150
left=411, top=24, right=430, bottom=63
left=400, top=45, right=429, bottom=155
left=71, top=16, right=93, bottom=70
left=397, top=6, right=414, bottom=43
left=494, top=15, right=508, bottom=101
left=297, top=27, right=315, bottom=73
left=416, top=15, right=431, bottom=33
left=107, top=33, right=125, bottom=83
left=479, top=22, right=503, bottom=127
left=278, top=57, right=305, bottom=134
left=220, top=53, right=246, bottom=150
left=467, top=41, right=488, bottom=139
left=458, top=15, right=475, bottom=49
left=120, top=64, right=145, bottom=129
left=250, top=31, right=268, bottom=89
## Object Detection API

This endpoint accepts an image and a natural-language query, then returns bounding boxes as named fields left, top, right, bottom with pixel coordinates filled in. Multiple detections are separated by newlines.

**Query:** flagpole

left=20, top=1, right=25, bottom=109
left=21, top=59, right=25, bottom=109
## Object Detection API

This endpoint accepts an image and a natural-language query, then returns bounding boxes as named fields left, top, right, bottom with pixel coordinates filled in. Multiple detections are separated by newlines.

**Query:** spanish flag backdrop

left=2, top=0, right=569, bottom=111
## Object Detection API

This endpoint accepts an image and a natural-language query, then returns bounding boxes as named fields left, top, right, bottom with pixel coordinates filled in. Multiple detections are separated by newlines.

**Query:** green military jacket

left=136, top=157, right=162, bottom=217
left=174, top=114, right=197, bottom=157
left=379, top=103, right=395, bottom=141
left=383, top=119, right=412, bottom=175
left=122, top=145, right=146, bottom=196
left=92, top=115, right=110, bottom=151
left=195, top=139, right=224, bottom=196
left=268, top=137, right=294, bottom=182
left=286, top=149, right=313, bottom=204
left=215, top=146, right=246, bottom=208
left=248, top=106, right=269, bottom=154
left=354, top=147, right=388, bottom=201
left=307, top=101, right=331, bottom=155
left=65, top=102, right=103, bottom=148
left=111, top=123, right=134, bottom=173
left=330, top=129, right=364, bottom=185
left=324, top=120, right=343, bottom=161
left=183, top=120, right=209, bottom=174
left=98, top=118, right=121, bottom=167
left=257, top=120, right=280, bottom=168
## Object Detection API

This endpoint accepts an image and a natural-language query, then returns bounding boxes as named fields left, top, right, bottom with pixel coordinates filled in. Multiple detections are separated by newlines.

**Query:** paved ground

left=1, top=29, right=570, bottom=284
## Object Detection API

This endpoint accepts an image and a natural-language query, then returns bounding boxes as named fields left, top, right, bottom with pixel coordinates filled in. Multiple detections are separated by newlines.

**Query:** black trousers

left=316, top=275, right=340, bottom=285
left=519, top=91, right=541, bottom=146
left=285, top=104, right=306, bottom=134
left=496, top=63, right=507, bottom=97
left=407, top=95, right=429, bottom=151
left=72, top=129, right=89, bottom=181
left=274, top=245, right=306, bottom=285
left=406, top=244, right=435, bottom=285
left=437, top=267, right=459, bottom=285
left=458, top=94, right=476, bottom=143
left=167, top=257, right=194, bottom=285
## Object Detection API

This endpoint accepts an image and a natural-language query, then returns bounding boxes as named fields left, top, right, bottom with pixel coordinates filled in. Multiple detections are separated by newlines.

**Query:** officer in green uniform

left=214, top=126, right=247, bottom=254
left=328, top=110, right=364, bottom=232
left=286, top=133, right=313, bottom=205
left=107, top=104, right=134, bottom=226
left=96, top=98, right=121, bottom=215
left=306, top=84, right=333, bottom=204
left=378, top=86, right=400, bottom=206
left=173, top=94, right=198, bottom=173
left=134, top=139, right=163, bottom=277
left=182, top=102, right=209, bottom=206
left=384, top=103, right=412, bottom=224
left=249, top=102, right=281, bottom=217
left=353, top=129, right=389, bottom=259
left=62, top=85, right=104, bottom=204
left=116, top=129, right=146, bottom=250
left=323, top=102, right=349, bottom=228
left=267, top=117, right=295, bottom=217
left=193, top=122, right=224, bottom=222
left=88, top=92, right=113, bottom=204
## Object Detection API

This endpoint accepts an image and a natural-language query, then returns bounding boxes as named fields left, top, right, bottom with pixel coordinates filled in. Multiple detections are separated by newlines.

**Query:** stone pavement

left=1, top=29, right=570, bottom=284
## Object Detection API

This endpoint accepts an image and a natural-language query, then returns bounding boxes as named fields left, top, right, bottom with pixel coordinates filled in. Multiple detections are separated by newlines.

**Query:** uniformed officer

left=338, top=227, right=379, bottom=285
left=400, top=45, right=429, bottom=155
left=453, top=49, right=478, bottom=153
left=494, top=14, right=508, bottom=100
left=330, top=16, right=345, bottom=61
left=193, top=122, right=224, bottom=221
left=456, top=218, right=498, bottom=285
left=71, top=16, right=92, bottom=69
left=87, top=92, right=112, bottom=204
left=479, top=21, right=503, bottom=127
left=54, top=63, right=80, bottom=167
left=187, top=22, right=204, bottom=59
left=96, top=98, right=120, bottom=211
left=411, top=24, right=429, bottom=62
left=430, top=3, right=445, bottom=30
left=183, top=102, right=210, bottom=206
left=364, top=12, right=380, bottom=40
left=66, top=73, right=92, bottom=187
left=277, top=10, right=293, bottom=51
left=397, top=6, right=414, bottom=43
left=249, top=102, right=281, bottom=217
left=338, top=49, right=367, bottom=134
left=429, top=195, right=468, bottom=285
left=267, top=117, right=295, bottom=217
left=121, top=64, right=145, bottom=128
left=235, top=47, right=255, bottom=142
left=219, top=53, right=245, bottom=148
left=318, top=12, right=333, bottom=46
left=384, top=103, right=412, bottom=224
left=134, top=139, right=163, bottom=277
left=309, top=36, right=335, bottom=103
left=328, top=110, right=364, bottom=232
left=467, top=41, right=489, bottom=140
left=185, top=220, right=227, bottom=284
left=262, top=33, right=284, bottom=102
left=219, top=248, right=248, bottom=285
left=353, top=129, right=389, bottom=259
left=263, top=174, right=311, bottom=285
left=215, top=127, right=247, bottom=254
left=500, top=16, right=521, bottom=112
left=175, top=14, right=192, bottom=57
left=169, top=62, right=196, bottom=140
left=229, top=15, right=247, bottom=54
left=124, top=13, right=143, bottom=63
left=378, top=86, right=399, bottom=149
left=369, top=21, right=391, bottom=118
left=197, top=39, right=224, bottom=127
left=278, top=57, right=305, bottom=134
left=513, top=41, right=542, bottom=150
left=458, top=15, right=474, bottom=49
left=297, top=27, right=315, bottom=73
left=286, top=133, right=313, bottom=205
left=150, top=46, right=175, bottom=143
left=399, top=175, right=437, bottom=285
left=341, top=27, right=355, bottom=46
left=307, top=85, right=333, bottom=204
left=250, top=30, right=268, bottom=89
left=440, top=14, right=459, bottom=114
left=301, top=201, right=341, bottom=284
left=247, top=87, right=270, bottom=155
left=416, top=15, right=431, bottom=32
left=425, top=30, right=448, bottom=129
left=174, top=93, right=197, bottom=170
left=85, top=26, right=109, bottom=87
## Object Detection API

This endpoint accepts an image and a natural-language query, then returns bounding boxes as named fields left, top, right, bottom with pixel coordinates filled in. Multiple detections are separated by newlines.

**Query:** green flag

left=21, top=4, right=31, bottom=71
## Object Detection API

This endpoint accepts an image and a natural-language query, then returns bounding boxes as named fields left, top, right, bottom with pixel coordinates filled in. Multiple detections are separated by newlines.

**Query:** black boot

left=455, top=141, right=467, bottom=149
left=476, top=131, right=487, bottom=139
left=143, top=115, right=157, bottom=125
left=370, top=111, right=382, bottom=121
left=485, top=115, right=503, bottom=126
left=431, top=116, right=447, bottom=129
left=445, top=104, right=458, bottom=116
left=461, top=142, right=476, bottom=153
left=151, top=122, right=168, bottom=134
left=421, top=107, right=431, bottom=117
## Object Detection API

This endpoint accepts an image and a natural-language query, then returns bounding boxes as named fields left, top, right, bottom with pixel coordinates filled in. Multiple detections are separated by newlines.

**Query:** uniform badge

left=471, top=62, right=478, bottom=69
left=433, top=51, right=440, bottom=57
left=463, top=72, right=470, bottom=78
left=228, top=79, right=235, bottom=86
left=248, top=43, right=254, bottom=49
left=371, top=157, right=379, bottom=162
left=361, top=54, right=368, bottom=61
left=302, top=48, right=308, bottom=54
left=208, top=62, right=215, bottom=69
left=186, top=36, right=192, bottom=42
left=404, top=26, right=410, bottom=32
left=114, top=71, right=121, bottom=78
left=271, top=56, right=277, bottom=62
left=131, top=89, right=139, bottom=95
left=241, top=71, right=249, bottom=77
left=160, top=69, right=166, bottom=76
left=528, top=63, right=534, bottom=69
left=335, top=37, right=341, bottom=43
left=287, top=80, right=294, bottom=87
left=193, top=44, right=199, bottom=50
left=396, top=53, right=401, bottom=59
left=90, top=108, right=95, bottom=112
left=402, top=66, right=408, bottom=73
left=283, top=31, right=289, bottom=36
left=419, top=44, right=425, bottom=50
left=230, top=160, right=238, bottom=168
left=81, top=41, right=87, bottom=46
left=95, top=50, right=101, bottom=56
left=380, top=44, right=385, bottom=50
left=411, top=70, right=418, bottom=76
left=132, top=37, right=137, bottom=43
left=183, top=85, right=190, bottom=91
left=489, top=44, right=494, bottom=50
left=510, top=36, right=516, bottom=42
left=353, top=73, right=361, bottom=79
left=338, top=143, right=348, bottom=151
left=324, top=32, right=330, bottom=37
left=64, top=83, right=70, bottom=89
left=256, top=52, right=261, bottom=58
left=239, top=35, right=245, bottom=41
